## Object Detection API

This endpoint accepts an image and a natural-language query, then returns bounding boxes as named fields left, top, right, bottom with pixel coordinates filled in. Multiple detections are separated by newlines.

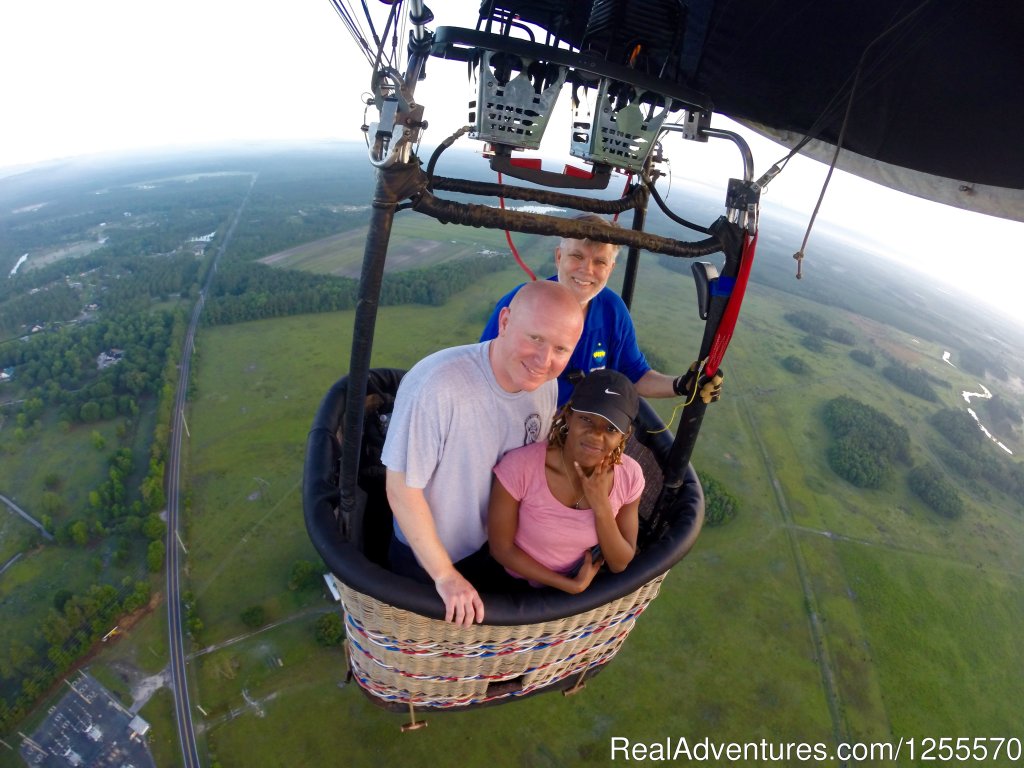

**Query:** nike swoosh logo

left=604, top=389, right=621, bottom=396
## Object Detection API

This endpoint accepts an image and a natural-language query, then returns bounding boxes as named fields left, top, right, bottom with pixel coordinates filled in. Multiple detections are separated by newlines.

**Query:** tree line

left=930, top=408, right=1024, bottom=504
left=881, top=362, right=940, bottom=402
left=202, top=255, right=504, bottom=327
left=784, top=310, right=857, bottom=345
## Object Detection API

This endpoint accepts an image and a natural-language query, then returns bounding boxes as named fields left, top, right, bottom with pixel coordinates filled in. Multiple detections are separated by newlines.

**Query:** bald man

left=382, top=280, right=584, bottom=625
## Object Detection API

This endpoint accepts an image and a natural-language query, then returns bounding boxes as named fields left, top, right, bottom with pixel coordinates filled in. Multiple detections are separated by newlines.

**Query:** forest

left=823, top=393, right=1024, bottom=517
left=929, top=408, right=1024, bottom=503
left=783, top=310, right=857, bottom=346
left=4, top=238, right=221, bottom=346
left=881, top=362, right=941, bottom=402
left=1, top=309, right=178, bottom=427
left=0, top=579, right=154, bottom=730
left=697, top=470, right=739, bottom=527
left=823, top=395, right=911, bottom=489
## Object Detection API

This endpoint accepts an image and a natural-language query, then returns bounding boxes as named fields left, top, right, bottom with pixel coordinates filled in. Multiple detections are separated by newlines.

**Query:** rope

left=780, top=0, right=937, bottom=276
left=792, top=67, right=857, bottom=279
left=496, top=171, right=538, bottom=281
left=770, top=0, right=936, bottom=171
left=645, top=360, right=708, bottom=433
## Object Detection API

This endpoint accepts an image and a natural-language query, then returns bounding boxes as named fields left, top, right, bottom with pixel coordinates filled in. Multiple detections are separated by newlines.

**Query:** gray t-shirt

left=382, top=342, right=556, bottom=563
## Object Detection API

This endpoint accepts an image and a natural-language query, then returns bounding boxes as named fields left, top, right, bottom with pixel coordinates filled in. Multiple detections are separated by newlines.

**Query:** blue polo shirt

left=480, top=277, right=650, bottom=405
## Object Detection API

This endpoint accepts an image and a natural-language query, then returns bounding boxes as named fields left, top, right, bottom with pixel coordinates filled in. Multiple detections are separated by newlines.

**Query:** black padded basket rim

left=303, top=369, right=704, bottom=626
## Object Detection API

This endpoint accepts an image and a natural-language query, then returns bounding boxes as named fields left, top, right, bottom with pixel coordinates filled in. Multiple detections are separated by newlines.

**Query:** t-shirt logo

left=523, top=413, right=542, bottom=445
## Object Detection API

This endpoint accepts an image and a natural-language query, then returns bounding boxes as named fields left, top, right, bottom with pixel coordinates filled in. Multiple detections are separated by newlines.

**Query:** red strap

left=706, top=230, right=758, bottom=376
left=496, top=171, right=537, bottom=281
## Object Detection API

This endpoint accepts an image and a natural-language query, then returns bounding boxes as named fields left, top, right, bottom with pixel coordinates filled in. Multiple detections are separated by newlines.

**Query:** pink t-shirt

left=492, top=441, right=645, bottom=578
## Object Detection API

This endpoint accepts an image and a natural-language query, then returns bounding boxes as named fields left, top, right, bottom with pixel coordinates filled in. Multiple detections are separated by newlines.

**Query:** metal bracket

left=487, top=145, right=612, bottom=189
left=725, top=178, right=761, bottom=233
left=678, top=110, right=712, bottom=142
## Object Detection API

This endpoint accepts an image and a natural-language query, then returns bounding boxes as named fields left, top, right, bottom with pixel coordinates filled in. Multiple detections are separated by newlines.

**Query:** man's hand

left=697, top=369, right=724, bottom=404
left=387, top=471, right=485, bottom=626
left=673, top=362, right=725, bottom=404
left=435, top=570, right=485, bottom=626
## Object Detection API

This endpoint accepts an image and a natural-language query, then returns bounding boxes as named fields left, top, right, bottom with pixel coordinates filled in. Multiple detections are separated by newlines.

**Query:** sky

left=3, top=0, right=1023, bottom=327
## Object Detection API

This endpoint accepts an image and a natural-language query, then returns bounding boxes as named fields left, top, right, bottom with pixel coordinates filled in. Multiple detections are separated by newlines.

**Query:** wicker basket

left=304, top=370, right=704, bottom=712
left=339, top=575, right=664, bottom=708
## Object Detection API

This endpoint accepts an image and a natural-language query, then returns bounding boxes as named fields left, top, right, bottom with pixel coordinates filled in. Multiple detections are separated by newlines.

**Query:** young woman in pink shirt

left=488, top=369, right=644, bottom=594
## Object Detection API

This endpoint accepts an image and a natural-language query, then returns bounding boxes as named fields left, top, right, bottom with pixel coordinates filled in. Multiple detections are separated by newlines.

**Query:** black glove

left=673, top=362, right=724, bottom=404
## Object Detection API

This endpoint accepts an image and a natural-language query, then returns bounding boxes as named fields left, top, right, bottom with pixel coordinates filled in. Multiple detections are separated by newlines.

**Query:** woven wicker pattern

left=340, top=575, right=666, bottom=707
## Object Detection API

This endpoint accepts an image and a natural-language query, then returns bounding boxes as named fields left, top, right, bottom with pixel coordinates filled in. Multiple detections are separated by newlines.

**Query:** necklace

left=559, top=448, right=586, bottom=509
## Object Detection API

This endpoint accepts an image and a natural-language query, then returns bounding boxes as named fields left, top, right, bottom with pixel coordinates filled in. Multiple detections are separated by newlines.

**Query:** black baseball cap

left=569, top=369, right=639, bottom=433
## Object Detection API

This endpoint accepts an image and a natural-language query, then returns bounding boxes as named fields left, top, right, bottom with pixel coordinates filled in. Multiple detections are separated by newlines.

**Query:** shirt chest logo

left=523, top=413, right=542, bottom=445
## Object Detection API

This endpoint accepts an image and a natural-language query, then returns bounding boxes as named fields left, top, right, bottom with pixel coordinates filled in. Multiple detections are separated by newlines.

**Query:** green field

left=0, top=403, right=156, bottom=719
left=4, top=153, right=1023, bottom=767
left=142, top=232, right=1024, bottom=767
left=258, top=215, right=537, bottom=278
left=0, top=411, right=127, bottom=521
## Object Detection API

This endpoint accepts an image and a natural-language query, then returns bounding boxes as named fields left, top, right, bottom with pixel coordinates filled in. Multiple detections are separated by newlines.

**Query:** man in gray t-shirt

left=382, top=280, right=584, bottom=626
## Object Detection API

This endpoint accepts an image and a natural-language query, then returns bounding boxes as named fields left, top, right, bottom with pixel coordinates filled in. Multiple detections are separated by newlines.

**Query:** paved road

left=0, top=492, right=55, bottom=541
left=0, top=552, right=23, bottom=575
left=166, top=174, right=256, bottom=768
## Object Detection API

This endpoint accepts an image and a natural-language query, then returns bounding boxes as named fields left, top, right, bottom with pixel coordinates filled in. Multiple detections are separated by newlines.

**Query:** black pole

left=662, top=218, right=746, bottom=487
left=619, top=184, right=649, bottom=311
left=337, top=165, right=407, bottom=532
left=412, top=189, right=720, bottom=258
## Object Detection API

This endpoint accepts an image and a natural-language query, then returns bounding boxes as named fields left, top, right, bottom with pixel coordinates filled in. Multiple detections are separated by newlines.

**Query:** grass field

left=258, top=213, right=547, bottom=278
left=0, top=399, right=159, bottom=708
left=0, top=509, right=36, bottom=564
left=138, top=234, right=1022, bottom=767
left=8, top=214, right=1022, bottom=767
left=0, top=410, right=128, bottom=521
